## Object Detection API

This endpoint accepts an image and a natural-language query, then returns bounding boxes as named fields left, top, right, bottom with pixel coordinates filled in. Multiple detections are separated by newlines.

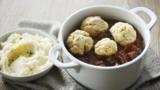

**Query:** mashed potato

left=110, top=22, right=137, bottom=46
left=66, top=30, right=93, bottom=55
left=80, top=16, right=109, bottom=37
left=0, top=33, right=53, bottom=77
left=95, top=38, right=117, bottom=56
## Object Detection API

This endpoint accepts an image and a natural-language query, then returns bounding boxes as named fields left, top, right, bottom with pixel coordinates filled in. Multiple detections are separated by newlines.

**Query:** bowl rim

left=59, top=5, right=150, bottom=70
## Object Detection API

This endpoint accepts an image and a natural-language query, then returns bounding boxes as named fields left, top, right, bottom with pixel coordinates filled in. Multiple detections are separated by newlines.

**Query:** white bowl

left=0, top=28, right=56, bottom=81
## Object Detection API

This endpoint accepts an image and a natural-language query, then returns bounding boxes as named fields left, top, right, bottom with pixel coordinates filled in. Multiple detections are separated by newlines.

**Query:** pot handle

left=130, top=7, right=157, bottom=30
left=49, top=44, right=79, bottom=69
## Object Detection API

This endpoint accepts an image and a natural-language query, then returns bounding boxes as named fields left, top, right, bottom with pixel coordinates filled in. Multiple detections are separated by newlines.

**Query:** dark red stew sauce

left=65, top=19, right=144, bottom=66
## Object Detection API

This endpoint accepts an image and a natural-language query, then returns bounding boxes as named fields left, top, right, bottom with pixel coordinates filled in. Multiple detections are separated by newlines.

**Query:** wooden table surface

left=0, top=0, right=159, bottom=90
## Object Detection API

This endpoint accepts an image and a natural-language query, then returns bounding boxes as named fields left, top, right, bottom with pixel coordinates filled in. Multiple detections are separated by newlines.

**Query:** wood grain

left=0, top=0, right=159, bottom=90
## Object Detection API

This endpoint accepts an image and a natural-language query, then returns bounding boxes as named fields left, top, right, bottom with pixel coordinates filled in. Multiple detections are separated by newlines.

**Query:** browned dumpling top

left=80, top=16, right=109, bottom=37
left=66, top=30, right=94, bottom=55
left=95, top=38, right=118, bottom=56
left=110, top=22, right=137, bottom=46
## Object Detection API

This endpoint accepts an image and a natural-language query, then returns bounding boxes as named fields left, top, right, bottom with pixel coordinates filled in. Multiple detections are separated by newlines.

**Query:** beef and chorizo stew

left=65, top=16, right=144, bottom=66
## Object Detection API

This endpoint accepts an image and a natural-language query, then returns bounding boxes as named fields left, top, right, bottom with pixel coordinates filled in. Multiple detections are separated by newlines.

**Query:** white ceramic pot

left=49, top=5, right=157, bottom=90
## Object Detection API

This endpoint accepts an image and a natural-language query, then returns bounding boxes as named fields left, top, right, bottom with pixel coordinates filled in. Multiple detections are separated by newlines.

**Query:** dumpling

left=66, top=30, right=94, bottom=55
left=110, top=22, right=137, bottom=46
left=80, top=16, right=109, bottom=37
left=95, top=38, right=117, bottom=56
